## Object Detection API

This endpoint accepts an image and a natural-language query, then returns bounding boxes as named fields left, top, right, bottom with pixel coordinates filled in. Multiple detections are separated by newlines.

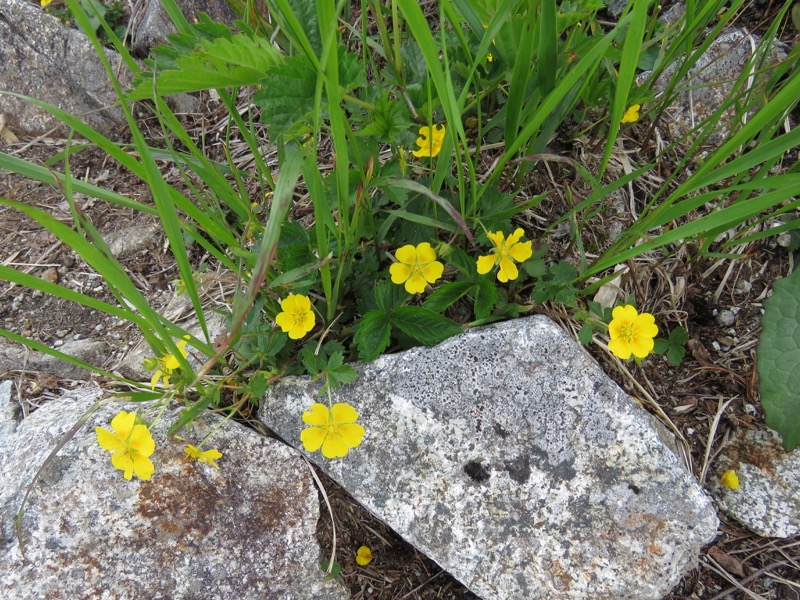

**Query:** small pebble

left=53, top=340, right=63, bottom=347
left=716, top=309, right=735, bottom=326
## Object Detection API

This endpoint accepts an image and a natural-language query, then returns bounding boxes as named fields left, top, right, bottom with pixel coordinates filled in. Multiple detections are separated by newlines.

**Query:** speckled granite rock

left=0, top=385, right=347, bottom=600
left=0, top=0, right=127, bottom=138
left=708, top=428, right=799, bottom=538
left=258, top=315, right=719, bottom=600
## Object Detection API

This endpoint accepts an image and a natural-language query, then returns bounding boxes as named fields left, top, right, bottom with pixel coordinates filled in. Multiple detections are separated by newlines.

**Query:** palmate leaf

left=758, top=267, right=800, bottom=451
left=128, top=32, right=283, bottom=99
left=252, top=56, right=317, bottom=138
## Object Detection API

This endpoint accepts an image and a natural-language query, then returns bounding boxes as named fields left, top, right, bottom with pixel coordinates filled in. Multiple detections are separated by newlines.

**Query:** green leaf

left=578, top=323, right=594, bottom=345
left=356, top=95, right=414, bottom=142
left=473, top=279, right=499, bottom=321
left=423, top=281, right=474, bottom=313
left=375, top=280, right=409, bottom=313
left=287, top=0, right=322, bottom=57
left=128, top=32, right=283, bottom=98
left=353, top=311, right=392, bottom=361
left=758, top=267, right=800, bottom=451
left=253, top=56, right=317, bottom=138
left=389, top=306, right=462, bottom=346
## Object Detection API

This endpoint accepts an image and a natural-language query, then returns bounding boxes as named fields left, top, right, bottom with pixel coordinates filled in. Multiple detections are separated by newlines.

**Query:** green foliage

left=757, top=267, right=800, bottom=451
left=652, top=327, right=689, bottom=366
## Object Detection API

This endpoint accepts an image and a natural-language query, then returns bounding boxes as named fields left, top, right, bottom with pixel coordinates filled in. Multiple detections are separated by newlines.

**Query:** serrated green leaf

left=253, top=56, right=317, bottom=138
left=129, top=33, right=283, bottom=99
left=758, top=267, right=800, bottom=450
left=446, top=245, right=479, bottom=277
left=353, top=311, right=392, bottom=361
left=375, top=280, right=409, bottom=313
left=287, top=0, right=321, bottom=56
left=389, top=306, right=462, bottom=346
left=473, top=279, right=499, bottom=320
left=356, top=95, right=414, bottom=142
left=423, top=281, right=474, bottom=313
left=666, top=344, right=685, bottom=366
left=578, top=323, right=594, bottom=345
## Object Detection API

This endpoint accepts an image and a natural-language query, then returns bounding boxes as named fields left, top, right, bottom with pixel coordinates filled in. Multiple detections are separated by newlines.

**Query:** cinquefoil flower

left=720, top=469, right=740, bottom=490
left=476, top=228, right=533, bottom=282
left=607, top=305, right=658, bottom=359
left=411, top=124, right=446, bottom=158
left=621, top=104, right=641, bottom=124
left=96, top=411, right=155, bottom=481
left=356, top=545, right=373, bottom=566
left=300, top=403, right=365, bottom=459
left=390, top=242, right=444, bottom=294
left=150, top=335, right=190, bottom=389
left=185, top=444, right=223, bottom=468
left=275, top=294, right=316, bottom=340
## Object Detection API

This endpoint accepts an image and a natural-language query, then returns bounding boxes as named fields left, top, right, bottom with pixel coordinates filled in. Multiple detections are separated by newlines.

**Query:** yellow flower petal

left=300, top=427, right=327, bottom=452
left=132, top=454, right=155, bottom=481
left=421, top=260, right=444, bottom=283
left=129, top=424, right=155, bottom=457
left=621, top=104, right=641, bottom=124
left=111, top=451, right=135, bottom=480
left=331, top=403, right=359, bottom=424
left=415, top=242, right=436, bottom=263
left=394, top=244, right=417, bottom=264
left=337, top=423, right=366, bottom=448
left=95, top=427, right=123, bottom=452
left=390, top=262, right=412, bottom=285
left=720, top=469, right=740, bottom=490
left=404, top=273, right=429, bottom=294
left=303, top=403, right=330, bottom=426
left=356, top=546, right=373, bottom=566
left=321, top=435, right=350, bottom=459
left=508, top=240, right=533, bottom=263
left=476, top=254, right=497, bottom=274
left=497, top=257, right=519, bottom=283
left=110, top=411, right=135, bottom=437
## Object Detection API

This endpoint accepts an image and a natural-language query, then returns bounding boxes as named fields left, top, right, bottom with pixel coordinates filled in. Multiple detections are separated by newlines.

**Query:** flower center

left=618, top=322, right=636, bottom=342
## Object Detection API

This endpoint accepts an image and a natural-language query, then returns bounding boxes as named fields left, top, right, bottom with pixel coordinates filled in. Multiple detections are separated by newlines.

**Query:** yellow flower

left=389, top=242, right=444, bottom=294
left=150, top=335, right=190, bottom=389
left=720, top=469, right=740, bottom=490
left=356, top=545, right=373, bottom=566
left=275, top=294, right=316, bottom=340
left=40, top=0, right=52, bottom=6
left=185, top=444, right=223, bottom=468
left=607, top=305, right=658, bottom=359
left=300, top=403, right=365, bottom=459
left=476, top=228, right=533, bottom=282
left=621, top=104, right=641, bottom=124
left=95, top=411, right=156, bottom=481
left=411, top=124, right=446, bottom=158
left=487, top=53, right=493, bottom=63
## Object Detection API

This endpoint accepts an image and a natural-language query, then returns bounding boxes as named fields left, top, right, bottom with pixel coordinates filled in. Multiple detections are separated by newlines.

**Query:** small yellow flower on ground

left=476, top=228, right=533, bottom=283
left=40, top=0, right=52, bottom=6
left=150, top=335, right=190, bottom=388
left=411, top=124, right=446, bottom=158
left=275, top=293, right=316, bottom=339
left=621, top=104, right=641, bottom=124
left=185, top=444, right=223, bottom=468
left=487, top=53, right=493, bottom=63
left=607, top=305, right=658, bottom=360
left=356, top=545, right=373, bottom=566
left=95, top=411, right=156, bottom=481
left=720, top=469, right=740, bottom=490
left=300, top=403, right=365, bottom=459
left=390, top=242, right=444, bottom=294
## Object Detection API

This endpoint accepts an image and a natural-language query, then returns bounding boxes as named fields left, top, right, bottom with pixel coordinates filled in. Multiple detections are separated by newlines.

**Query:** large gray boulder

left=0, top=0, right=127, bottom=138
left=258, top=315, right=719, bottom=600
left=0, top=384, right=348, bottom=599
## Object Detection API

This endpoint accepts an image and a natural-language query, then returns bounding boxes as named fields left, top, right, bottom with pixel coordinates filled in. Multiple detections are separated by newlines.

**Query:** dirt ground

left=2, top=1, right=800, bottom=599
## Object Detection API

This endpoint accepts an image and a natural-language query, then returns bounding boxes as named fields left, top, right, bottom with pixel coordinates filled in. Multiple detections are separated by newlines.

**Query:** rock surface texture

left=0, top=386, right=348, bottom=600
left=259, top=315, right=719, bottom=600
left=709, top=428, right=799, bottom=538
left=0, top=0, right=127, bottom=137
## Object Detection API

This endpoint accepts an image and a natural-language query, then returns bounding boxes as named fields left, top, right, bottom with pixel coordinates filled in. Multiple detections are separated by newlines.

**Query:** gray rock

left=0, top=386, right=348, bottom=599
left=105, top=223, right=162, bottom=259
left=0, top=0, right=128, bottom=138
left=258, top=315, right=719, bottom=600
left=131, top=0, right=238, bottom=56
left=646, top=29, right=787, bottom=145
left=0, top=336, right=111, bottom=379
left=708, top=428, right=800, bottom=538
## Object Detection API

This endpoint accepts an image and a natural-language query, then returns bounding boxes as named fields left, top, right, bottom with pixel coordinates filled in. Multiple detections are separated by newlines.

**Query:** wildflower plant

left=95, top=411, right=156, bottom=481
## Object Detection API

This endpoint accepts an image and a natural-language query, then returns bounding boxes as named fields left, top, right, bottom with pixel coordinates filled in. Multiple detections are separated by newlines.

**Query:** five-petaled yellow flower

left=356, top=545, right=373, bottom=566
left=390, top=242, right=444, bottom=294
left=607, top=305, right=658, bottom=359
left=720, top=469, right=740, bottom=490
left=95, top=410, right=156, bottom=481
left=476, top=228, right=533, bottom=282
left=300, top=403, right=365, bottom=459
left=185, top=444, right=223, bottom=468
left=150, top=335, right=190, bottom=388
left=621, top=104, right=641, bottom=124
left=411, top=124, right=446, bottom=158
left=275, top=293, right=316, bottom=339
